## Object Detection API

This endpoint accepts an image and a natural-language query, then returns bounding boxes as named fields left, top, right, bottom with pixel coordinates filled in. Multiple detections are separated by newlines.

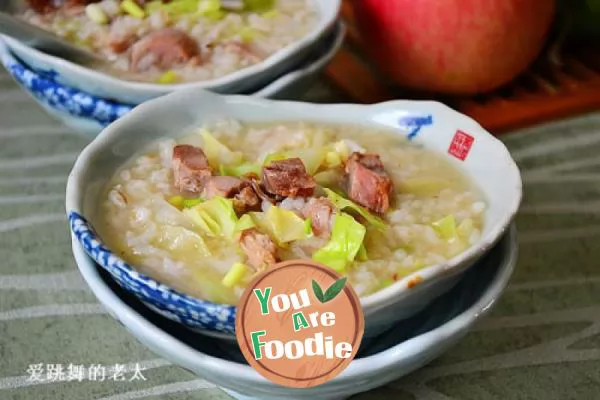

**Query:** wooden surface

left=325, top=2, right=600, bottom=134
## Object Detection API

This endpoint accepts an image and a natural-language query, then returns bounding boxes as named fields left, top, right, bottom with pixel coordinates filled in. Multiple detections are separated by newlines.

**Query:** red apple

left=352, top=0, right=556, bottom=94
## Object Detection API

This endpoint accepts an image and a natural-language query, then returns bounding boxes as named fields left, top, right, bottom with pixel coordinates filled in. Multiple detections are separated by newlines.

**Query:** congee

left=98, top=121, right=486, bottom=305
left=21, top=0, right=317, bottom=83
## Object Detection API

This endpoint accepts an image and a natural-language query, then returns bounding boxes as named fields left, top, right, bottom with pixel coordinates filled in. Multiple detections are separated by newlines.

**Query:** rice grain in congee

left=98, top=121, right=486, bottom=305
left=21, top=0, right=317, bottom=83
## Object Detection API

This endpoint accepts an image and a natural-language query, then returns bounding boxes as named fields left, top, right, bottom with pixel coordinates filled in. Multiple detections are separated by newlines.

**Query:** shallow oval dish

left=0, top=23, right=345, bottom=137
left=70, top=226, right=517, bottom=400
left=1, top=0, right=340, bottom=104
left=65, top=89, right=523, bottom=338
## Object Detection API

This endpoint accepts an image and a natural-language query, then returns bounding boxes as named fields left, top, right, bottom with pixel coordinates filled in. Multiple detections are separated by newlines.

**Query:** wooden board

left=325, top=2, right=600, bottom=134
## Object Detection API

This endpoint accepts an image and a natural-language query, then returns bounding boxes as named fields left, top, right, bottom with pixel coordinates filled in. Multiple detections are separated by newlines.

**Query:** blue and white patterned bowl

left=66, top=88, right=522, bottom=339
left=0, top=22, right=345, bottom=138
left=1, top=0, right=340, bottom=104
left=72, top=226, right=517, bottom=400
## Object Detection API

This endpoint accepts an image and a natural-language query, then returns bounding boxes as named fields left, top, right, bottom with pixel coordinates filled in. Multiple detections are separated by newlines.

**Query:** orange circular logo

left=235, top=260, right=364, bottom=388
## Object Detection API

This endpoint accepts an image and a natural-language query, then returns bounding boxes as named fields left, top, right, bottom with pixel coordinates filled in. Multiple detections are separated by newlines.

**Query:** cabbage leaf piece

left=312, top=212, right=366, bottom=273
left=222, top=262, right=248, bottom=288
left=184, top=197, right=238, bottom=238
left=154, top=225, right=211, bottom=257
left=219, top=162, right=261, bottom=177
left=199, top=129, right=243, bottom=168
left=323, top=189, right=387, bottom=231
left=249, top=206, right=310, bottom=246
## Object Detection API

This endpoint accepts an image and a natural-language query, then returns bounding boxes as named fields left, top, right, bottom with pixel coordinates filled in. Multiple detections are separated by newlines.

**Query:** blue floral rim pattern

left=68, top=211, right=237, bottom=334
left=0, top=49, right=135, bottom=126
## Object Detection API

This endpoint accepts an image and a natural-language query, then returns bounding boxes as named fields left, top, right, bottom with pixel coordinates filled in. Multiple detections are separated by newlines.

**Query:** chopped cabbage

left=85, top=4, right=108, bottom=24
left=323, top=189, right=387, bottom=231
left=167, top=195, right=184, bottom=209
left=144, top=0, right=223, bottom=18
left=145, top=0, right=162, bottom=13
left=220, top=162, right=261, bottom=177
left=121, top=0, right=146, bottom=18
left=250, top=206, right=309, bottom=245
left=261, top=9, right=278, bottom=18
left=199, top=129, right=243, bottom=168
left=283, top=148, right=326, bottom=175
left=313, top=212, right=366, bottom=272
left=237, top=26, right=257, bottom=43
left=324, top=151, right=342, bottom=168
left=304, top=218, right=313, bottom=237
left=222, top=262, right=248, bottom=288
left=157, top=70, right=179, bottom=84
left=197, top=0, right=225, bottom=19
left=432, top=215, right=457, bottom=240
left=184, top=197, right=238, bottom=238
left=262, top=152, right=287, bottom=165
left=457, top=218, right=474, bottom=239
left=154, top=225, right=211, bottom=257
left=182, top=198, right=204, bottom=208
left=167, top=196, right=204, bottom=209
left=313, top=170, right=342, bottom=189
left=357, top=243, right=368, bottom=261
left=244, top=0, right=275, bottom=12
left=234, top=214, right=256, bottom=234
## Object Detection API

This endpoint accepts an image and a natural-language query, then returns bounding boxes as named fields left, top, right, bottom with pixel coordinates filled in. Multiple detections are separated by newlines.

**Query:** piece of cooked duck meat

left=301, top=197, right=334, bottom=237
left=262, top=158, right=316, bottom=198
left=344, top=152, right=393, bottom=214
left=27, top=0, right=100, bottom=13
left=204, top=176, right=260, bottom=215
left=130, top=28, right=200, bottom=72
left=171, top=145, right=212, bottom=194
left=239, top=228, right=278, bottom=271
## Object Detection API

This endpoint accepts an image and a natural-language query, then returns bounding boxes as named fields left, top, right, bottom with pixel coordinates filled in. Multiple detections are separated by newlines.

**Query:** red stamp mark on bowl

left=448, top=130, right=474, bottom=161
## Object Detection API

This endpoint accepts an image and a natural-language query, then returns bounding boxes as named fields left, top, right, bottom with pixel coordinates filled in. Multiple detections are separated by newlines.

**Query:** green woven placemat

left=1, top=70, right=599, bottom=400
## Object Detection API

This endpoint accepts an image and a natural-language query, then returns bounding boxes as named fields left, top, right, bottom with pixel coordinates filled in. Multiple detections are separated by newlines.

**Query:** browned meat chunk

left=244, top=173, right=277, bottom=204
left=262, top=158, right=316, bottom=198
left=130, top=29, right=200, bottom=72
left=27, top=0, right=99, bottom=13
left=172, top=145, right=211, bottom=194
left=233, top=186, right=261, bottom=215
left=239, top=228, right=278, bottom=271
left=65, top=0, right=98, bottom=9
left=108, top=34, right=137, bottom=54
left=27, top=0, right=54, bottom=13
left=302, top=198, right=334, bottom=237
left=204, top=176, right=245, bottom=198
left=204, top=176, right=260, bottom=214
left=344, top=152, right=393, bottom=214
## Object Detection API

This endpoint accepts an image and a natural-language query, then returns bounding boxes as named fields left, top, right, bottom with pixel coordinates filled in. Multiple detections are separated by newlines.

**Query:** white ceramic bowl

left=2, top=0, right=340, bottom=104
left=0, top=22, right=345, bottom=137
left=71, top=225, right=518, bottom=400
left=66, top=89, right=522, bottom=338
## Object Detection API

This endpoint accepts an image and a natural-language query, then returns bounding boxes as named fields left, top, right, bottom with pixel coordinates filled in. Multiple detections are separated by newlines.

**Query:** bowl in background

left=0, top=22, right=345, bottom=137
left=66, top=88, right=522, bottom=339
left=1, top=0, right=340, bottom=104
left=71, top=224, right=517, bottom=400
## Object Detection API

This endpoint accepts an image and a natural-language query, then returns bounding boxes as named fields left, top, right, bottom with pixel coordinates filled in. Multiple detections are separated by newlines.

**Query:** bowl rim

left=2, top=0, right=340, bottom=93
left=71, top=225, right=517, bottom=391
left=66, top=89, right=523, bottom=315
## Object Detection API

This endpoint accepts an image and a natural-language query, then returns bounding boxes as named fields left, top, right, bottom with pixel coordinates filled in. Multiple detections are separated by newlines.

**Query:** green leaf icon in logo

left=312, top=280, right=325, bottom=303
left=312, top=277, right=347, bottom=303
